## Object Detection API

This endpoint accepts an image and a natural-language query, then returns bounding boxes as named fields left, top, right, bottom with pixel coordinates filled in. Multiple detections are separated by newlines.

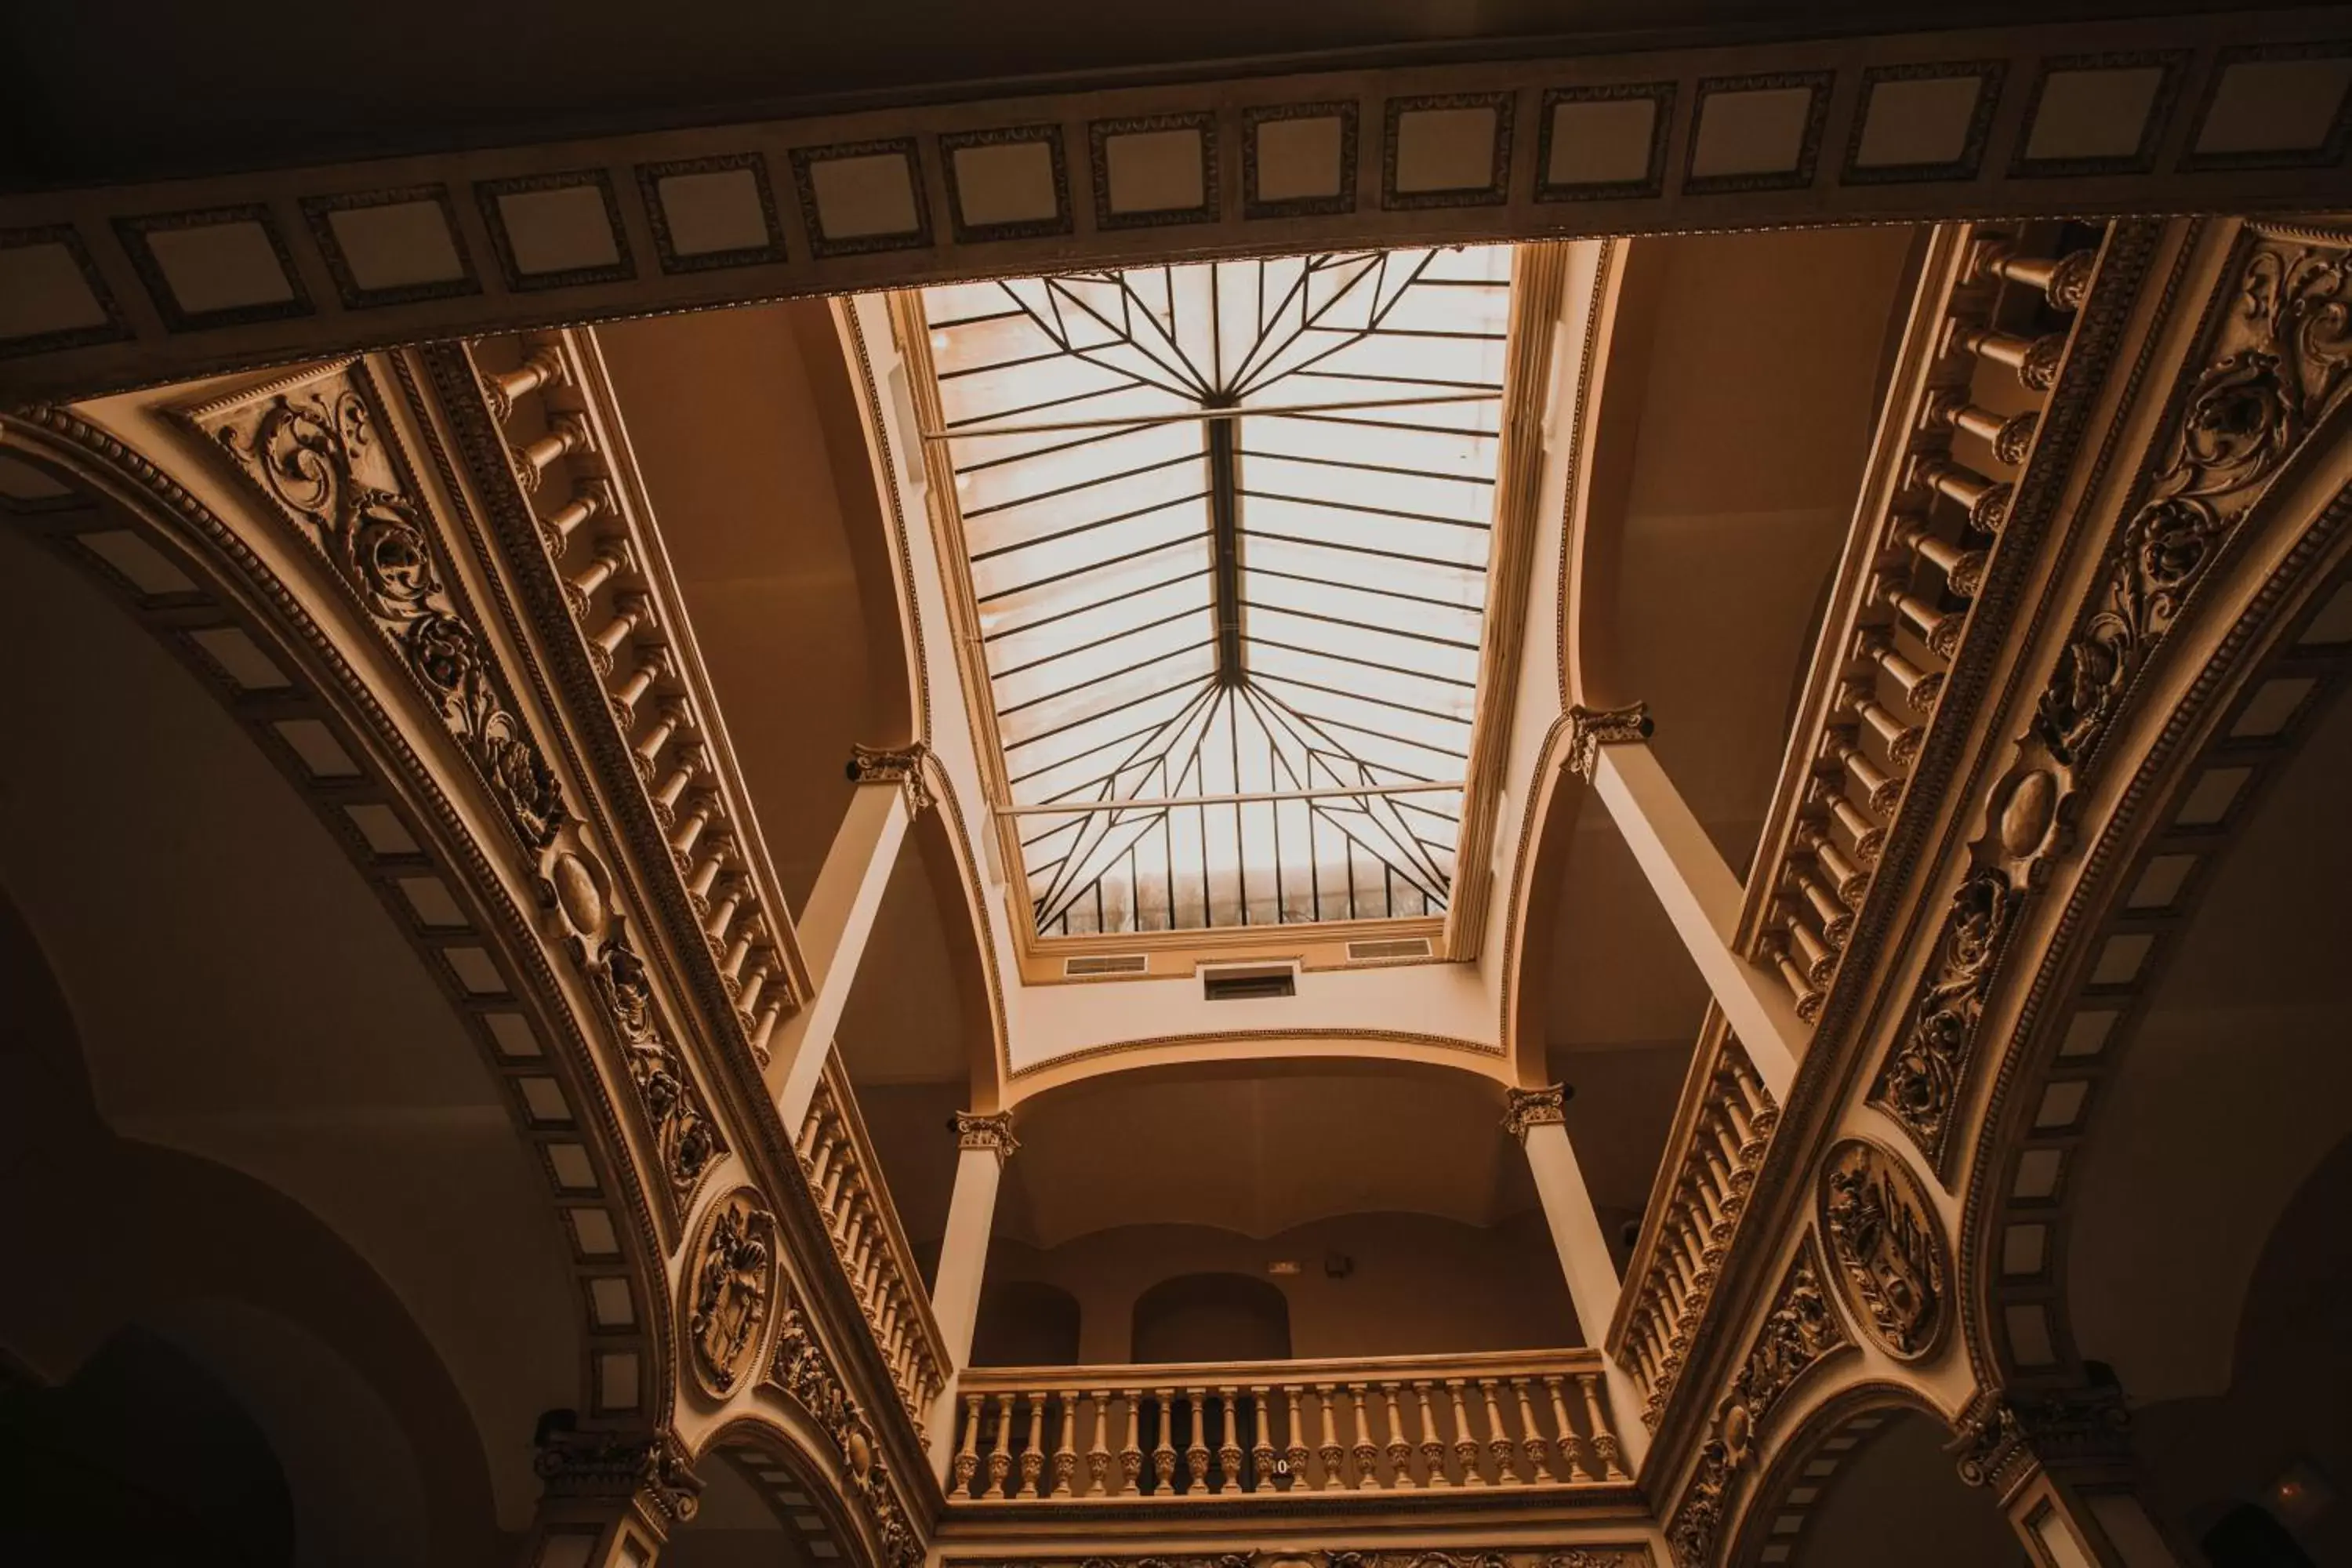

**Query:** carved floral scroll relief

left=1871, top=227, right=2352, bottom=1175
left=189, top=361, right=727, bottom=1234
left=1665, top=1236, right=1852, bottom=1568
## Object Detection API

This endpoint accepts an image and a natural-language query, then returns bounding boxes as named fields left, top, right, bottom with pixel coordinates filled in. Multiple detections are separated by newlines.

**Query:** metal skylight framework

left=916, top=247, right=1513, bottom=938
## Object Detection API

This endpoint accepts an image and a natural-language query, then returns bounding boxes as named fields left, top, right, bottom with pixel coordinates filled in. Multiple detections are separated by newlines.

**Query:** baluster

left=1697, top=1128, right=1740, bottom=1218
left=1414, top=1381, right=1449, bottom=1488
left=1778, top=902, right=1838, bottom=989
left=1924, top=387, right=2040, bottom=467
left=1944, top=321, right=2068, bottom=391
left=1119, top=1390, right=1143, bottom=1496
left=1787, top=862, right=1854, bottom=949
left=483, top=344, right=567, bottom=419
left=647, top=744, right=702, bottom=825
left=668, top=795, right=715, bottom=865
left=1546, top=1375, right=1593, bottom=1482
left=566, top=536, right=633, bottom=619
left=587, top=592, right=651, bottom=675
left=718, top=920, right=759, bottom=987
left=608, top=645, right=668, bottom=725
left=735, top=952, right=775, bottom=1021
left=632, top=699, right=686, bottom=782
left=512, top=413, right=590, bottom=492
left=1150, top=1388, right=1177, bottom=1494
left=1348, top=1385, right=1379, bottom=1490
left=1017, top=1392, right=1045, bottom=1498
left=1838, top=679, right=1924, bottom=769
left=953, top=1392, right=983, bottom=1496
left=1579, top=1372, right=1629, bottom=1482
left=684, top=844, right=728, bottom=911
left=1969, top=238, right=2096, bottom=311
left=1887, top=515, right=1987, bottom=600
left=1217, top=1388, right=1243, bottom=1494
left=1877, top=572, right=1967, bottom=659
left=1796, top=821, right=1871, bottom=906
left=1514, top=1378, right=1554, bottom=1484
left=1181, top=1388, right=1210, bottom=1494
left=988, top=1393, right=1015, bottom=1499
left=1381, top=1384, right=1414, bottom=1489
left=1809, top=779, right=1886, bottom=865
left=537, top=482, right=605, bottom=557
left=1283, top=1386, right=1310, bottom=1491
left=1084, top=1391, right=1111, bottom=1497
left=1853, top=626, right=1944, bottom=715
left=1248, top=1385, right=1276, bottom=1494
left=703, top=884, right=746, bottom=949
left=1316, top=1385, right=1345, bottom=1490
left=1821, top=730, right=1905, bottom=816
left=1051, top=1389, right=1078, bottom=1498
left=1479, top=1378, right=1520, bottom=1486
left=1444, top=1379, right=1484, bottom=1486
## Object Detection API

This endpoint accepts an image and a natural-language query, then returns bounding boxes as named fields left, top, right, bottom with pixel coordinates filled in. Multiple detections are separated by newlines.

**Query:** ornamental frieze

left=1871, top=223, right=2352, bottom=1175
left=1949, top=1383, right=2131, bottom=1497
left=189, top=365, right=565, bottom=854
left=1666, top=1236, right=1849, bottom=1568
left=1819, top=1140, right=1949, bottom=1361
left=768, top=1290, right=925, bottom=1568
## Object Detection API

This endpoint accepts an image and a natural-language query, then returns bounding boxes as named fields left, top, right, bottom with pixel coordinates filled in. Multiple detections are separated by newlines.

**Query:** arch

left=903, top=778, right=1009, bottom=1112
left=690, top=1414, right=876, bottom=1568
left=0, top=404, right=676, bottom=1440
left=1726, top=1381, right=1973, bottom=1568
left=970, top=1279, right=1081, bottom=1367
left=1131, top=1272, right=1293, bottom=1364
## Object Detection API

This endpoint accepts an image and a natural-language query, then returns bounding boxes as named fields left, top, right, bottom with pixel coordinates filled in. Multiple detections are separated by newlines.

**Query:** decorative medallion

left=688, top=1189, right=778, bottom=1397
left=1819, top=1140, right=1949, bottom=1360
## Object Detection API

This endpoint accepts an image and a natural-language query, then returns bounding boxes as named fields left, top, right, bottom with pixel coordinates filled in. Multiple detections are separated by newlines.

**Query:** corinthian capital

left=1502, top=1083, right=1571, bottom=1138
left=952, top=1109, right=1018, bottom=1160
left=846, top=741, right=935, bottom=815
left=1566, top=702, right=1653, bottom=780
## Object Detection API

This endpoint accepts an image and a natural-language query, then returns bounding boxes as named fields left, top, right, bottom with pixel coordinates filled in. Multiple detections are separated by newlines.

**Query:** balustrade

left=1748, top=221, right=2101, bottom=1024
left=949, top=1351, right=1628, bottom=1502
left=796, top=1058, right=949, bottom=1434
left=1606, top=1015, right=1780, bottom=1430
left=473, top=330, right=801, bottom=1069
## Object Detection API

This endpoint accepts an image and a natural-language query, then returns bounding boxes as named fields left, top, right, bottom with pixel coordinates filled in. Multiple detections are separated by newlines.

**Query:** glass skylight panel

left=920, top=246, right=1513, bottom=937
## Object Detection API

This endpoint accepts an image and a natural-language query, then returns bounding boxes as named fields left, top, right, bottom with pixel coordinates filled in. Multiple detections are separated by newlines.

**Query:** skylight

left=916, top=247, right=1514, bottom=938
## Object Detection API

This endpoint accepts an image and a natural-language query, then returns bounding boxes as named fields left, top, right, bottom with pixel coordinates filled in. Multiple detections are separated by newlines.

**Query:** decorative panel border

left=5, top=9, right=2352, bottom=401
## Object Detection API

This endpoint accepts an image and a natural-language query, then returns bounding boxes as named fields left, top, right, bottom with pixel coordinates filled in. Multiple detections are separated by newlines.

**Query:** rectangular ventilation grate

left=1347, top=936, right=1433, bottom=961
left=1201, top=963, right=1298, bottom=1001
left=1063, top=953, right=1149, bottom=978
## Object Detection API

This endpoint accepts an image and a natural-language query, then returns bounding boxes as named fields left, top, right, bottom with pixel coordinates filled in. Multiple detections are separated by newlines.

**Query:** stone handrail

left=470, top=328, right=811, bottom=1065
left=948, top=1348, right=1628, bottom=1501
left=1735, top=220, right=2101, bottom=1007
left=1602, top=1008, right=1780, bottom=1430
left=797, top=1053, right=950, bottom=1434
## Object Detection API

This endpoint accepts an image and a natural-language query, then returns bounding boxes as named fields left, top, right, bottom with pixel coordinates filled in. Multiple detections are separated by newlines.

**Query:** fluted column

left=1569, top=705, right=1802, bottom=1099
left=770, top=743, right=931, bottom=1132
left=1504, top=1084, right=1650, bottom=1475
left=927, top=1110, right=1019, bottom=1477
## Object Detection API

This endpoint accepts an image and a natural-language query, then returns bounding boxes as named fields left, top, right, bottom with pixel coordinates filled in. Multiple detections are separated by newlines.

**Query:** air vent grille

left=1201, top=963, right=1298, bottom=1001
left=1347, top=936, right=1434, bottom=962
left=1062, top=953, right=1149, bottom=978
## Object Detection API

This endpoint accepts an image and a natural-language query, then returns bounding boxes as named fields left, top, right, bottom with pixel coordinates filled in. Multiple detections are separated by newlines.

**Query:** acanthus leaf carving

left=767, top=1292, right=925, bottom=1568
left=532, top=1417, right=703, bottom=1530
left=1665, top=1237, right=1849, bottom=1568
left=588, top=928, right=725, bottom=1199
left=197, top=368, right=566, bottom=853
left=1948, top=1383, right=2131, bottom=1497
left=1868, top=868, right=2019, bottom=1164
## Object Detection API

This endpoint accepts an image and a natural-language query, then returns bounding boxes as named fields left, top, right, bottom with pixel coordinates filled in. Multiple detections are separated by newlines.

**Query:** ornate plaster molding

left=689, top=1189, right=780, bottom=1399
left=1818, top=1140, right=1949, bottom=1362
left=952, top=1109, right=1018, bottom=1158
left=1665, top=1236, right=1850, bottom=1568
left=1503, top=1083, right=1570, bottom=1138
left=534, top=1420, right=704, bottom=1534
left=947, top=1551, right=1650, bottom=1568
left=1948, top=1383, right=2131, bottom=1500
left=848, top=740, right=935, bottom=816
left=1563, top=702, right=1652, bottom=780
left=768, top=1288, right=926, bottom=1568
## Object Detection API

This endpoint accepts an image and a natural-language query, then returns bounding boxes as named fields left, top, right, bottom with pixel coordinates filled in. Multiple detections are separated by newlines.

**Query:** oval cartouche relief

left=1817, top=1138, right=1950, bottom=1360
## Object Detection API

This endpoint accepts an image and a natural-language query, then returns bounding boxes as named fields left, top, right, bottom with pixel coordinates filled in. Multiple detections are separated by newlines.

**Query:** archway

left=1131, top=1272, right=1293, bottom=1364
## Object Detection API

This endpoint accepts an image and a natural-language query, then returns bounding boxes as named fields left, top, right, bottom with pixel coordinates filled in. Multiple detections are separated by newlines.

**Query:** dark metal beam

left=1204, top=404, right=1243, bottom=687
